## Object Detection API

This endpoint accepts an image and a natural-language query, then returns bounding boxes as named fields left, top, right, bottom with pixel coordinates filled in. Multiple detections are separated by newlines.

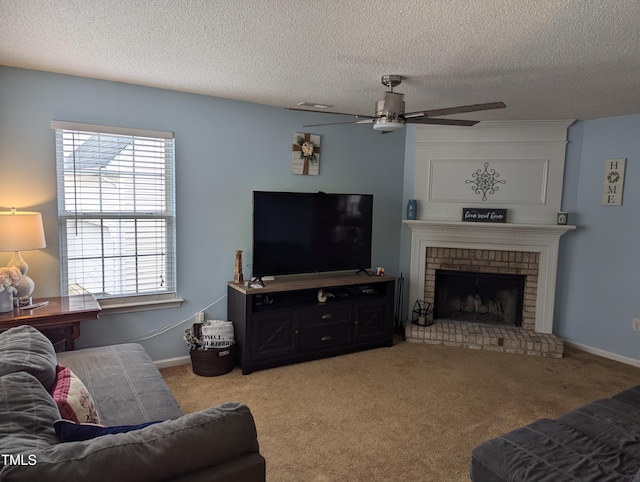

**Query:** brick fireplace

left=403, top=221, right=574, bottom=357
left=405, top=120, right=576, bottom=356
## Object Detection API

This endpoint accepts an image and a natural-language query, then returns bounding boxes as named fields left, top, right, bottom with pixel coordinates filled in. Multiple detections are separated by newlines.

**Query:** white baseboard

left=154, top=355, right=191, bottom=369
left=152, top=342, right=639, bottom=370
left=564, top=340, right=640, bottom=368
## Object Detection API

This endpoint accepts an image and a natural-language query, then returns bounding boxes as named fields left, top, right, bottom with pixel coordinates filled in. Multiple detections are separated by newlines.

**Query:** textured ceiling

left=2, top=0, right=640, bottom=122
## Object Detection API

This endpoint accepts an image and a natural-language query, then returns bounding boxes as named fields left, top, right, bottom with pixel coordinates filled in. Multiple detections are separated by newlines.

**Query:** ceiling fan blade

left=303, top=118, right=375, bottom=128
left=287, top=107, right=374, bottom=119
left=403, top=101, right=506, bottom=119
left=407, top=118, right=479, bottom=127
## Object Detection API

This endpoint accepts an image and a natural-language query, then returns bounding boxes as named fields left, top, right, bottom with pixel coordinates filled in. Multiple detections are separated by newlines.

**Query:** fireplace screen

left=434, top=270, right=525, bottom=326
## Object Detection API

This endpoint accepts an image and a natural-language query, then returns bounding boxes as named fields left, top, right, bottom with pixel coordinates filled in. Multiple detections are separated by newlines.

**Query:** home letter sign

left=602, top=158, right=626, bottom=206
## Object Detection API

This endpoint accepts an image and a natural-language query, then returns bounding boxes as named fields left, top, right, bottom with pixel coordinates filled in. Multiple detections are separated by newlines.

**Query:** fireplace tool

left=412, top=300, right=434, bottom=327
left=394, top=273, right=405, bottom=335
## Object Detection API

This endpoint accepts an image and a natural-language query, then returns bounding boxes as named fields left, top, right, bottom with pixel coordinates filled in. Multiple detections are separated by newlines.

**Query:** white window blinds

left=52, top=121, right=176, bottom=300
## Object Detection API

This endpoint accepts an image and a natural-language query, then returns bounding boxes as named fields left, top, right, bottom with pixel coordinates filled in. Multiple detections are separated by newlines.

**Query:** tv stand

left=355, top=268, right=372, bottom=276
left=227, top=272, right=395, bottom=374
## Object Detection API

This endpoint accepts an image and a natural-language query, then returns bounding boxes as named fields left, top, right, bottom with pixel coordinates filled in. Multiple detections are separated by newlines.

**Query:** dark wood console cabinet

left=227, top=273, right=395, bottom=374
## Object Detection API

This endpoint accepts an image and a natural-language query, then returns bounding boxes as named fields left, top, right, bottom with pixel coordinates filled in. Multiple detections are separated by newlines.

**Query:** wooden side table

left=0, top=294, right=101, bottom=351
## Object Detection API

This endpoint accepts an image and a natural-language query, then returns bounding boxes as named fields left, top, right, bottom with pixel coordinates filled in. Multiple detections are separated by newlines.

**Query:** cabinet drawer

left=301, top=305, right=352, bottom=328
left=300, top=326, right=351, bottom=351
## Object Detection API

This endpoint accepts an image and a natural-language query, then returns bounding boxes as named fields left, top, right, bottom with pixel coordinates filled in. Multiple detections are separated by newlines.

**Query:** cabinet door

left=249, top=311, right=299, bottom=361
left=354, top=301, right=389, bottom=341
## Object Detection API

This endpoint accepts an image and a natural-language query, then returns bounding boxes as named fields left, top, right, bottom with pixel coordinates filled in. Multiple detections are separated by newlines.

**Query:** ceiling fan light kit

left=298, top=75, right=506, bottom=133
left=373, top=83, right=406, bottom=131
left=372, top=118, right=405, bottom=132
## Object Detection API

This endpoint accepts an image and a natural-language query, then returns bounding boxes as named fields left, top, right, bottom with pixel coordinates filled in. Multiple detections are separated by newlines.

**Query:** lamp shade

left=0, top=211, right=47, bottom=252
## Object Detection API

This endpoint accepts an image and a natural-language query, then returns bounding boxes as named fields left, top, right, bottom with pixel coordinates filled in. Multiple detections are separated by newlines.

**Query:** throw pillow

left=54, top=419, right=162, bottom=442
left=51, top=364, right=100, bottom=424
left=0, top=325, right=58, bottom=392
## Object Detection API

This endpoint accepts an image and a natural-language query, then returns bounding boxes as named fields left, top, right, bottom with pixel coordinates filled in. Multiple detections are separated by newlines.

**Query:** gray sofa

left=470, top=385, right=640, bottom=481
left=0, top=325, right=266, bottom=481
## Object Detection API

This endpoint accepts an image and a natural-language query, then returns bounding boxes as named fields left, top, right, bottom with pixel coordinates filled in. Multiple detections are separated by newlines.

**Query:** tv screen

left=252, top=191, right=373, bottom=277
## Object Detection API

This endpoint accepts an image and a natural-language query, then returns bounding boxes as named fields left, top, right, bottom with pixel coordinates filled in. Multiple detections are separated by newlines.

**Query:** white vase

left=0, top=290, right=13, bottom=313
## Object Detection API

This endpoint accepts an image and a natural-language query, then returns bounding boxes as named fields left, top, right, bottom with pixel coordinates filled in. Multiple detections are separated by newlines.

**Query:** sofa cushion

left=51, top=365, right=100, bottom=424
left=56, top=343, right=183, bottom=425
left=556, top=398, right=640, bottom=459
left=0, top=371, right=59, bottom=455
left=612, top=385, right=640, bottom=408
left=54, top=419, right=161, bottom=442
left=0, top=402, right=261, bottom=482
left=471, top=416, right=640, bottom=481
left=471, top=385, right=640, bottom=482
left=0, top=325, right=57, bottom=392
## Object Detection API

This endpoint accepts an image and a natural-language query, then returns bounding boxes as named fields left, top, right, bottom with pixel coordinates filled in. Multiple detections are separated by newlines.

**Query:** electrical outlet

left=633, top=318, right=640, bottom=331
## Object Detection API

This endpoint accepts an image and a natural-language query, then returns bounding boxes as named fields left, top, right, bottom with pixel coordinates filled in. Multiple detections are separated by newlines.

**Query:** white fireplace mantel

left=403, top=220, right=576, bottom=333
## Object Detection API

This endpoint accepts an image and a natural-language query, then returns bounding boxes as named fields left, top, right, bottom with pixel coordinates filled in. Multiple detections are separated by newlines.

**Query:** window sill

left=98, top=297, right=184, bottom=316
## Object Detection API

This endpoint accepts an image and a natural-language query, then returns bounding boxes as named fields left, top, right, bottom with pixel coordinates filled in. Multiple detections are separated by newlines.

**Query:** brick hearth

left=407, top=320, right=564, bottom=358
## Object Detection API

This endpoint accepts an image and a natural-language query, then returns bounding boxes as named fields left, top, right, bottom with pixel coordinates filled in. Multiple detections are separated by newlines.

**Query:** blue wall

left=0, top=66, right=406, bottom=361
left=2, top=66, right=638, bottom=364
left=555, top=114, right=640, bottom=362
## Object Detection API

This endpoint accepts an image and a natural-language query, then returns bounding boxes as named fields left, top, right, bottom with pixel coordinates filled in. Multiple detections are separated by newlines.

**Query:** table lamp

left=0, top=208, right=47, bottom=301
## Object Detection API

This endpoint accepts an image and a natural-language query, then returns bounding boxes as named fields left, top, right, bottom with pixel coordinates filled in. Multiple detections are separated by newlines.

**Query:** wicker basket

left=190, top=344, right=235, bottom=377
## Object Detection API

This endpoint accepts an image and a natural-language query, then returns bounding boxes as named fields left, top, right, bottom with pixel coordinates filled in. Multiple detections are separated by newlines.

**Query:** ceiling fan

left=292, top=75, right=506, bottom=133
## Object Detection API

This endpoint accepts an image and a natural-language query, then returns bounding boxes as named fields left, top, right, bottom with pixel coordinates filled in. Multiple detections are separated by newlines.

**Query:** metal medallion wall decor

left=292, top=132, right=321, bottom=176
left=465, top=162, right=507, bottom=201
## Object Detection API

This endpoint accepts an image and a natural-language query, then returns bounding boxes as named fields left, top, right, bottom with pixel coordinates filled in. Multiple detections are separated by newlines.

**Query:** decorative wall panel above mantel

left=414, top=120, right=574, bottom=224
left=428, top=159, right=548, bottom=204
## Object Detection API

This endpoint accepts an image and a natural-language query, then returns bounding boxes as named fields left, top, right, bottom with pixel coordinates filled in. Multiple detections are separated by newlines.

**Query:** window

left=52, top=121, right=177, bottom=309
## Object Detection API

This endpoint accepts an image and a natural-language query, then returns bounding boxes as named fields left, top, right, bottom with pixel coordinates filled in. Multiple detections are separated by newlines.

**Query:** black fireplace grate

left=434, top=270, right=525, bottom=326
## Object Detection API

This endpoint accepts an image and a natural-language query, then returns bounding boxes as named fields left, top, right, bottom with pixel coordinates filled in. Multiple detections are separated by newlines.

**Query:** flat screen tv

left=252, top=191, right=373, bottom=278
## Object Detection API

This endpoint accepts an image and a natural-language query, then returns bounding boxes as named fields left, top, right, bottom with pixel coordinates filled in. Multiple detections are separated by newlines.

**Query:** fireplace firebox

left=434, top=270, right=525, bottom=326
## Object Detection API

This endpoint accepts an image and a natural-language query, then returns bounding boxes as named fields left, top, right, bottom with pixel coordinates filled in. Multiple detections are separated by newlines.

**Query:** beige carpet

left=161, top=339, right=640, bottom=481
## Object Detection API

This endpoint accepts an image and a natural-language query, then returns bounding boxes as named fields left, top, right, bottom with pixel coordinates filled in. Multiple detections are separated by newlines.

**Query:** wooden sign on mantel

left=462, top=208, right=507, bottom=223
